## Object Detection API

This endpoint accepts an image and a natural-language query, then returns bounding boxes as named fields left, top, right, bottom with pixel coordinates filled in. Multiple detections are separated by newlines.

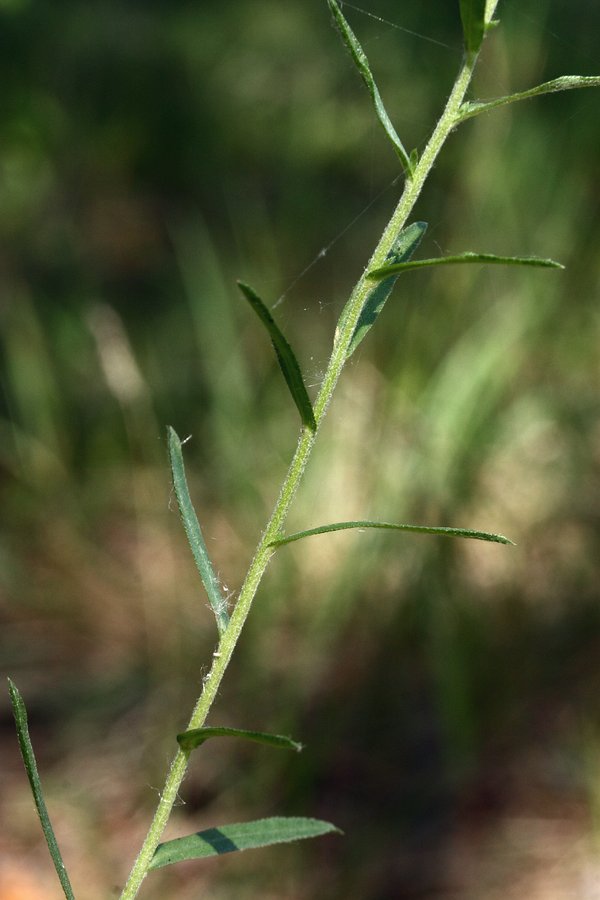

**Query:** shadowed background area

left=1, top=1, right=599, bottom=897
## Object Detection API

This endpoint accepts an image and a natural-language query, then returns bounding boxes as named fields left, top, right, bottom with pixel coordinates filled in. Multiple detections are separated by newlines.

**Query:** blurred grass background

left=1, top=0, right=599, bottom=897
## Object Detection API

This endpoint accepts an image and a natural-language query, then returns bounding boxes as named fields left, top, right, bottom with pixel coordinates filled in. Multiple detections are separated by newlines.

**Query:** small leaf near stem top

left=368, top=251, right=564, bottom=280
left=327, top=0, right=413, bottom=175
left=168, top=427, right=230, bottom=636
left=457, top=74, right=600, bottom=123
left=238, top=281, right=317, bottom=431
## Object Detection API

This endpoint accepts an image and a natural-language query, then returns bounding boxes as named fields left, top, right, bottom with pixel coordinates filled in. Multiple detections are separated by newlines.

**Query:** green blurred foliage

left=1, top=1, right=599, bottom=897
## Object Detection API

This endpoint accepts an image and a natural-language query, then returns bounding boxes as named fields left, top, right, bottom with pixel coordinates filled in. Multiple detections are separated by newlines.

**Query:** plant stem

left=119, top=32, right=488, bottom=900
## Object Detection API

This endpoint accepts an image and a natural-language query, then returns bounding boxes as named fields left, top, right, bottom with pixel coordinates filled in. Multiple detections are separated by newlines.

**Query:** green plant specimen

left=8, top=1, right=600, bottom=897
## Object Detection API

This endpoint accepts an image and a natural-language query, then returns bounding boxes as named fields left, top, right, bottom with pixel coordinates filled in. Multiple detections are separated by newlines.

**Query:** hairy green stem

left=119, top=30, right=490, bottom=899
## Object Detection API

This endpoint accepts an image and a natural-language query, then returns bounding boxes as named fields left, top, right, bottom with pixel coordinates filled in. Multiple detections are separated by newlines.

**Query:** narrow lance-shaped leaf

left=459, top=0, right=488, bottom=56
left=168, top=427, right=230, bottom=636
left=368, top=251, right=564, bottom=280
left=150, top=817, right=341, bottom=870
left=344, top=221, right=427, bottom=357
left=238, top=281, right=316, bottom=431
left=177, top=726, right=303, bottom=754
left=327, top=0, right=412, bottom=174
left=8, top=679, right=76, bottom=900
left=457, top=75, right=600, bottom=123
left=269, top=520, right=514, bottom=548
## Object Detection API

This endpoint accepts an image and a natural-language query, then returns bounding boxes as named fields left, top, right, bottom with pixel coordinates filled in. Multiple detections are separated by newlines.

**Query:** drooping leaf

left=149, top=817, right=341, bottom=870
left=368, top=251, right=564, bottom=280
left=459, top=0, right=488, bottom=55
left=269, top=520, right=514, bottom=548
left=238, top=281, right=317, bottom=431
left=457, top=74, right=600, bottom=123
left=168, top=427, right=229, bottom=636
left=177, top=726, right=303, bottom=754
left=327, top=0, right=412, bottom=174
left=8, top=679, right=76, bottom=900
left=345, top=221, right=427, bottom=357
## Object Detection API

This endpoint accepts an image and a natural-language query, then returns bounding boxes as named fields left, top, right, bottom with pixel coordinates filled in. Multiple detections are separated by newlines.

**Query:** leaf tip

left=236, top=280, right=255, bottom=304
left=7, top=676, right=22, bottom=707
left=7, top=678, right=19, bottom=711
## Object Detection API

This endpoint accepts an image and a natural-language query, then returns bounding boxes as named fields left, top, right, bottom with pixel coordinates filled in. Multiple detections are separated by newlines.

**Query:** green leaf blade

left=238, top=281, right=316, bottom=431
left=459, top=0, right=488, bottom=55
left=457, top=75, right=600, bottom=123
left=177, top=726, right=303, bottom=754
left=8, top=679, right=76, bottom=900
left=270, top=520, right=514, bottom=547
left=168, top=427, right=230, bottom=636
left=327, top=0, right=412, bottom=174
left=149, top=817, right=342, bottom=870
left=368, top=251, right=564, bottom=280
left=346, top=221, right=427, bottom=357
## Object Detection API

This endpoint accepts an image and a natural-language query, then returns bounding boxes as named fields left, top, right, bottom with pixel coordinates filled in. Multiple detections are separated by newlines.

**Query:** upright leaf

left=8, top=679, right=76, bottom=900
left=168, top=427, right=230, bottom=636
left=149, top=817, right=341, bottom=870
left=459, top=0, right=487, bottom=55
left=327, top=0, right=412, bottom=174
left=346, top=221, right=427, bottom=357
left=238, top=281, right=316, bottom=431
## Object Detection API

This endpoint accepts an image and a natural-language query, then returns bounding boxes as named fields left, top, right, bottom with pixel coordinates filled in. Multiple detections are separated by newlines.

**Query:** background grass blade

left=346, top=222, right=427, bottom=357
left=327, top=0, right=412, bottom=173
left=168, top=426, right=230, bottom=636
left=269, top=521, right=514, bottom=547
left=149, top=817, right=342, bottom=870
left=238, top=281, right=317, bottom=431
left=459, top=0, right=488, bottom=55
left=8, top=679, right=76, bottom=900
left=368, top=251, right=564, bottom=280
left=177, top=726, right=303, bottom=753
left=458, top=75, right=600, bottom=122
